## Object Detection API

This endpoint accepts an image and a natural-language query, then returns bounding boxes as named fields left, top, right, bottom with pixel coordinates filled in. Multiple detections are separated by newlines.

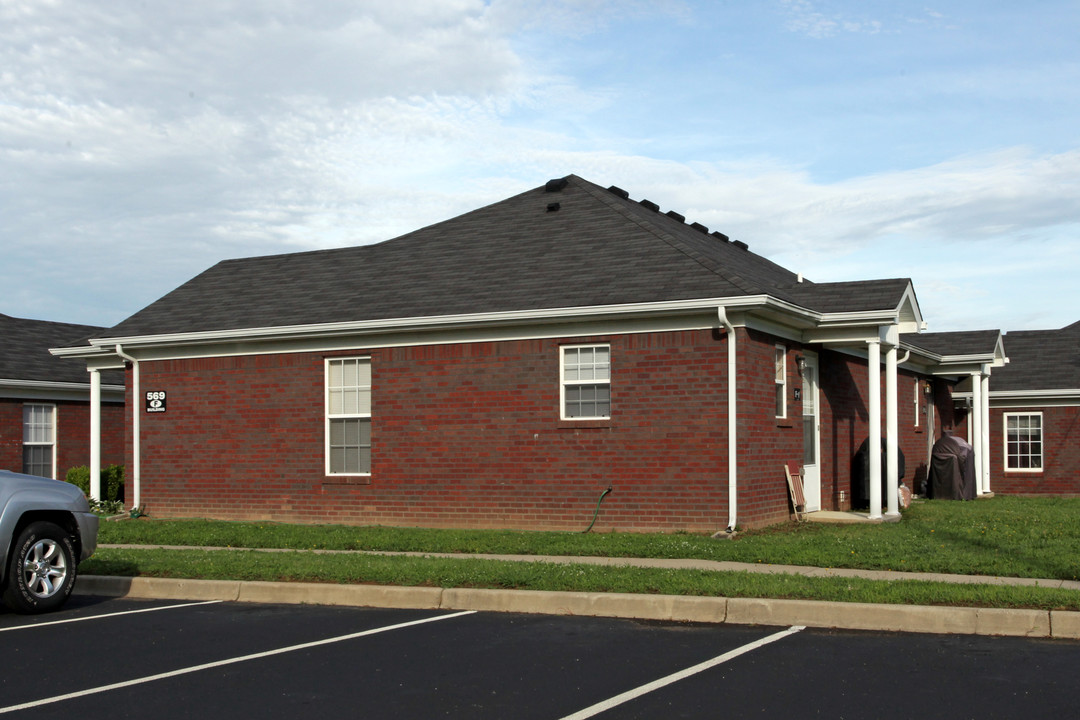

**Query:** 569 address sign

left=145, top=390, right=167, bottom=413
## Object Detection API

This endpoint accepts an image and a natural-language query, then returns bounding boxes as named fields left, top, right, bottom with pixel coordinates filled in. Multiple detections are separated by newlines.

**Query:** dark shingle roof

left=95, top=175, right=914, bottom=339
left=0, top=314, right=123, bottom=385
left=784, top=279, right=914, bottom=314
left=993, top=324, right=1080, bottom=392
left=906, top=330, right=1002, bottom=357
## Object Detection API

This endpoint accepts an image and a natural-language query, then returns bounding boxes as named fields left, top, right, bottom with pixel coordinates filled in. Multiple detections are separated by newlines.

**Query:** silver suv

left=1, top=469, right=98, bottom=613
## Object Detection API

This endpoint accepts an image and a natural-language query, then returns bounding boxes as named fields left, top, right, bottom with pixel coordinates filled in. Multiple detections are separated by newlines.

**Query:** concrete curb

left=75, top=576, right=1080, bottom=640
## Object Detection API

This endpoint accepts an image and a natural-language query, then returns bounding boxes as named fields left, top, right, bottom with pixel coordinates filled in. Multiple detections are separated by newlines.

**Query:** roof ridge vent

left=665, top=210, right=685, bottom=223
left=640, top=199, right=660, bottom=212
left=545, top=177, right=569, bottom=193
left=690, top=221, right=709, bottom=234
left=732, top=240, right=749, bottom=251
left=711, top=231, right=729, bottom=242
left=607, top=185, right=629, bottom=199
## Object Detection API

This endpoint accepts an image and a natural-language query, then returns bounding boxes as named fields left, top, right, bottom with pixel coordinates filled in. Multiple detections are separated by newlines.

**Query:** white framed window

left=774, top=345, right=786, bottom=418
left=1004, top=412, right=1042, bottom=471
left=561, top=345, right=610, bottom=420
left=326, top=357, right=371, bottom=475
left=23, top=403, right=56, bottom=478
left=914, top=378, right=921, bottom=428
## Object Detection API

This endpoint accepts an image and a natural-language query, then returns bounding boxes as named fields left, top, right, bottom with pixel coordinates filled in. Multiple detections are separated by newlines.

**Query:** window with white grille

left=326, top=358, right=371, bottom=475
left=774, top=345, right=787, bottom=418
left=23, top=404, right=55, bottom=478
left=561, top=345, right=610, bottom=420
left=1005, top=412, right=1042, bottom=471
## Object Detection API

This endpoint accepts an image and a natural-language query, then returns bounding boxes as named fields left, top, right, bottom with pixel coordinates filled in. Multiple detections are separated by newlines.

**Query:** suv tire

left=3, top=521, right=78, bottom=614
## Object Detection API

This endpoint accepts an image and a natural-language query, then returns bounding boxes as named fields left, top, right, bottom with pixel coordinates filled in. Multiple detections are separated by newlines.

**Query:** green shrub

left=65, top=464, right=125, bottom=502
left=102, top=464, right=125, bottom=502
left=65, top=466, right=90, bottom=495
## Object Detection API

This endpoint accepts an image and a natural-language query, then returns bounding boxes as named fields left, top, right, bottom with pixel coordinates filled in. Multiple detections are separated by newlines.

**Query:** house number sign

left=145, top=390, right=167, bottom=413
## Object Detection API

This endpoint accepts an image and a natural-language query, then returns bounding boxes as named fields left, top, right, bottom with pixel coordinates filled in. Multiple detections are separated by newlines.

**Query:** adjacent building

left=1, top=313, right=125, bottom=489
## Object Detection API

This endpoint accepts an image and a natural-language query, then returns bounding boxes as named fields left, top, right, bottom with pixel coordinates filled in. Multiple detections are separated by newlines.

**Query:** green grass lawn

left=86, top=496, right=1080, bottom=610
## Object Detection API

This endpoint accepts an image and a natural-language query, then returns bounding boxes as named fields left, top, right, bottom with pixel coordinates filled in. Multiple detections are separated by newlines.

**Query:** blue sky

left=2, top=1, right=1078, bottom=334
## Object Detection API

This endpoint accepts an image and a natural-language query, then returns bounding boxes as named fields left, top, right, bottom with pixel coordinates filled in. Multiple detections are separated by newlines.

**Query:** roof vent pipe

left=545, top=178, right=569, bottom=192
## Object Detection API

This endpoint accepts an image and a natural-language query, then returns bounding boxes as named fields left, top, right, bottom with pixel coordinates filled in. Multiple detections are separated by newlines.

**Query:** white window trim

left=560, top=344, right=611, bottom=421
left=1003, top=411, right=1043, bottom=473
left=774, top=344, right=787, bottom=419
left=914, top=378, right=921, bottom=428
left=325, top=357, right=372, bottom=476
left=23, top=402, right=57, bottom=479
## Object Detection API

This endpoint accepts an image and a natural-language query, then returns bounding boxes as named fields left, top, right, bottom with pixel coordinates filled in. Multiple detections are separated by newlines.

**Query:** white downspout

left=971, top=371, right=983, bottom=496
left=717, top=308, right=738, bottom=533
left=980, top=371, right=991, bottom=494
left=114, top=344, right=141, bottom=509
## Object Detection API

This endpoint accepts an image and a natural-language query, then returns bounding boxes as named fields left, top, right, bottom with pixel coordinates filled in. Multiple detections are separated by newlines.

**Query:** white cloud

left=779, top=0, right=883, bottom=37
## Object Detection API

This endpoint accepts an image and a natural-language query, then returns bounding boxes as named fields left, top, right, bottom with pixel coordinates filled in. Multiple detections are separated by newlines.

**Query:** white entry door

left=801, top=352, right=821, bottom=512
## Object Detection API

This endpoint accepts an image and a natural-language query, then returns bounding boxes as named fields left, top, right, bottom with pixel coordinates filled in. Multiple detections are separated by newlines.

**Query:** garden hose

left=582, top=486, right=613, bottom=533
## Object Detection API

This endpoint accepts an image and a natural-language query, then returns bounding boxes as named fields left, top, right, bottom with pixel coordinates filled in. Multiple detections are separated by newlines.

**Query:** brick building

left=958, top=322, right=1080, bottom=495
left=55, top=176, right=1011, bottom=531
left=1, top=313, right=125, bottom=490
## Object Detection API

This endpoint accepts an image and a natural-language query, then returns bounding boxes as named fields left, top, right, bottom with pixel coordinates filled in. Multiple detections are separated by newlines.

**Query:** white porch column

left=89, top=369, right=102, bottom=501
left=981, top=371, right=992, bottom=494
left=867, top=338, right=882, bottom=519
left=971, top=372, right=984, bottom=496
left=885, top=341, right=899, bottom=518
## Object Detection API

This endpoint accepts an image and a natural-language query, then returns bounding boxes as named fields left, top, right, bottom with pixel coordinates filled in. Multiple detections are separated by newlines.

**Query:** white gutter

left=51, top=294, right=910, bottom=358
left=717, top=307, right=738, bottom=533
left=114, top=344, right=141, bottom=510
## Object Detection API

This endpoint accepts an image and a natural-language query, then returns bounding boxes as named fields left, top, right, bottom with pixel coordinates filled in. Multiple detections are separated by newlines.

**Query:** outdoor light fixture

left=795, top=355, right=806, bottom=375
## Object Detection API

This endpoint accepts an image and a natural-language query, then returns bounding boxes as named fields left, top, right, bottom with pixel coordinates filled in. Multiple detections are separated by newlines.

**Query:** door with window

left=801, top=352, right=821, bottom=512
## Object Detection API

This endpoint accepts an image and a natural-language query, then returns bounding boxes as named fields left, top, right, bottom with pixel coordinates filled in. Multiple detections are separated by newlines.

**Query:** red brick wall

left=127, top=328, right=844, bottom=532
left=124, top=329, right=948, bottom=530
left=0, top=399, right=21, bottom=472
left=0, top=397, right=124, bottom=478
left=990, top=405, right=1080, bottom=495
left=733, top=330, right=803, bottom=527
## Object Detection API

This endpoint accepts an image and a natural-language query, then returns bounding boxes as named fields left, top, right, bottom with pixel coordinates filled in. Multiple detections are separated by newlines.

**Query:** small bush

left=65, top=465, right=125, bottom=502
left=66, top=466, right=90, bottom=495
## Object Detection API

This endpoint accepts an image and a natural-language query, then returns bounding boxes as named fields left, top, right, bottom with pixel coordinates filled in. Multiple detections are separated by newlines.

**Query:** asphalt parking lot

left=3, top=596, right=1079, bottom=719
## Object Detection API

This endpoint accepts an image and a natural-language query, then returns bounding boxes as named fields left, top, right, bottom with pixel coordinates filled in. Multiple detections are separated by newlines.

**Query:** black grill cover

left=928, top=432, right=976, bottom=500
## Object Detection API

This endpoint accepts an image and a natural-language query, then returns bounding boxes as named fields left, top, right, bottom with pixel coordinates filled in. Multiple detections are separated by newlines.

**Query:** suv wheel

left=3, top=521, right=77, bottom=614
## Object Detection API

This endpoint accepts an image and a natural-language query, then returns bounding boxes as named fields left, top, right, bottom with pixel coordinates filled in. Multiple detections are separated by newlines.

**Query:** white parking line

left=0, top=610, right=477, bottom=715
left=559, top=625, right=806, bottom=720
left=0, top=600, right=223, bottom=633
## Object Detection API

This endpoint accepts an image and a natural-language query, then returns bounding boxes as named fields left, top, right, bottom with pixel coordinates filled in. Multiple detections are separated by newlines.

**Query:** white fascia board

left=53, top=294, right=894, bottom=364
left=896, top=281, right=924, bottom=332
left=61, top=297, right=805, bottom=362
left=987, top=389, right=1080, bottom=407
left=0, top=378, right=125, bottom=402
left=803, top=321, right=893, bottom=345
left=64, top=296, right=812, bottom=360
